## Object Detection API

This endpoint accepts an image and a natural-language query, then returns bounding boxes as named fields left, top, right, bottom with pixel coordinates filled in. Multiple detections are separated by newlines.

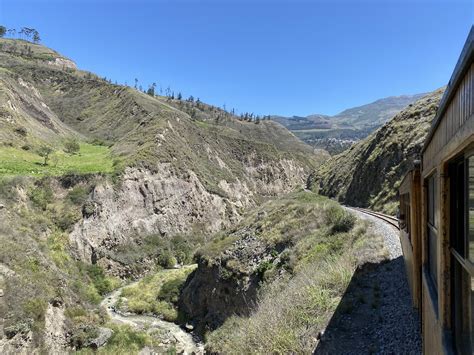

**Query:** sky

left=0, top=0, right=473, bottom=117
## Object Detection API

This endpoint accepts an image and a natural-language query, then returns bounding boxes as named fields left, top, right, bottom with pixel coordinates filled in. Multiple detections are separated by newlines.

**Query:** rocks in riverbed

left=85, top=327, right=113, bottom=349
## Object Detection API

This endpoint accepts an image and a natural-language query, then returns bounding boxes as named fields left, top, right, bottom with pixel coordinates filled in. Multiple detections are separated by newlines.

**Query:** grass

left=0, top=175, right=124, bottom=346
left=206, top=256, right=357, bottom=354
left=0, top=143, right=114, bottom=177
left=119, top=265, right=197, bottom=322
left=76, top=324, right=168, bottom=355
left=198, top=191, right=388, bottom=354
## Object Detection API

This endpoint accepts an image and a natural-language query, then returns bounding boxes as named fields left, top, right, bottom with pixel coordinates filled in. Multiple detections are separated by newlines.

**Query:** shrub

left=324, top=204, right=355, bottom=233
left=82, top=201, right=96, bottom=217
left=86, top=265, right=117, bottom=296
left=14, top=126, right=27, bottom=136
left=29, top=184, right=54, bottom=210
left=37, top=146, right=53, bottom=165
left=23, top=298, right=47, bottom=322
left=53, top=206, right=81, bottom=231
left=103, top=324, right=150, bottom=353
left=158, top=278, right=183, bottom=304
left=64, top=138, right=80, bottom=155
left=68, top=186, right=90, bottom=205
left=157, top=251, right=177, bottom=269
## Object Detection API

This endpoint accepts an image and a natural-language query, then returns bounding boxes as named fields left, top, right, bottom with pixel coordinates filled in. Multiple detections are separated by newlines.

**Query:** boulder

left=87, top=327, right=113, bottom=349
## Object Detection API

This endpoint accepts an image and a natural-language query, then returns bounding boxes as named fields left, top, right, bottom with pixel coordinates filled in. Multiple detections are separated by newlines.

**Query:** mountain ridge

left=272, top=93, right=427, bottom=154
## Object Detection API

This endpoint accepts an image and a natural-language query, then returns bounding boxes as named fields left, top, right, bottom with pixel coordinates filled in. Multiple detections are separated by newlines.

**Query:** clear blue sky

left=1, top=0, right=473, bottom=116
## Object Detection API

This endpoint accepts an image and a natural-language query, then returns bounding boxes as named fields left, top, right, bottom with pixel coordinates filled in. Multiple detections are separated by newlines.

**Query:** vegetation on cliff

left=309, top=88, right=444, bottom=214
left=180, top=191, right=387, bottom=353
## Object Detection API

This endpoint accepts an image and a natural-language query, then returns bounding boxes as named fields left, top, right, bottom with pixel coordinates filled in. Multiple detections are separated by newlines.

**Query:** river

left=101, top=281, right=204, bottom=354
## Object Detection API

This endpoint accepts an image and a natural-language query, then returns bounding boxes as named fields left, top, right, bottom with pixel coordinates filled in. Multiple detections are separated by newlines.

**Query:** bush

left=324, top=204, right=355, bottom=233
left=23, top=298, right=47, bottom=322
left=158, top=278, right=182, bottom=304
left=29, top=184, right=54, bottom=210
left=68, top=186, right=89, bottom=205
left=86, top=265, right=117, bottom=296
left=14, top=126, right=27, bottom=136
left=37, top=146, right=53, bottom=165
left=53, top=206, right=81, bottom=231
left=157, top=251, right=177, bottom=269
left=64, top=138, right=80, bottom=155
left=103, top=324, right=150, bottom=353
left=82, top=201, right=96, bottom=217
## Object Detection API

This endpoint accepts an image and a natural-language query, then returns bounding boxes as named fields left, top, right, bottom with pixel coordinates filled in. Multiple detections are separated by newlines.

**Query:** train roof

left=422, top=26, right=474, bottom=153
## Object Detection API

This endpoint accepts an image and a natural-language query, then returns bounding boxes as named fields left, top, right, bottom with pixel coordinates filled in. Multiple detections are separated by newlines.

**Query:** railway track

left=352, top=207, right=400, bottom=230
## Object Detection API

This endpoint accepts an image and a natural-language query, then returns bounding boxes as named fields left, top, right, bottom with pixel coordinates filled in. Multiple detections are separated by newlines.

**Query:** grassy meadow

left=0, top=143, right=114, bottom=177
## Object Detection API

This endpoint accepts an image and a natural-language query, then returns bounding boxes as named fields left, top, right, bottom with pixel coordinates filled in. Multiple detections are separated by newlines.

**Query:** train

left=399, top=26, right=474, bottom=354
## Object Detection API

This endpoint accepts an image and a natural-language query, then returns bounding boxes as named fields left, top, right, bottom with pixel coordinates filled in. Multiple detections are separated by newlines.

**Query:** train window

left=427, top=173, right=438, bottom=289
left=428, top=174, right=437, bottom=227
left=469, top=156, right=474, bottom=263
left=450, top=155, right=474, bottom=354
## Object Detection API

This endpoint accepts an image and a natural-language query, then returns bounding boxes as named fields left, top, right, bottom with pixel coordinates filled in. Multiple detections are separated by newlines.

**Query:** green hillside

left=0, top=38, right=325, bottom=353
left=309, top=88, right=444, bottom=214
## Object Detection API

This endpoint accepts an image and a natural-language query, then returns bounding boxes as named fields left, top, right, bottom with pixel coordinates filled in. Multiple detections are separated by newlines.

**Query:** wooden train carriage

left=419, top=26, right=474, bottom=354
left=399, top=164, right=422, bottom=310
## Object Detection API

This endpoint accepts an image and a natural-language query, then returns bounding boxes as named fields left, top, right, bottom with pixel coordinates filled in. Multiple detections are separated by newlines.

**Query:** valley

left=272, top=94, right=426, bottom=154
left=0, top=29, right=454, bottom=355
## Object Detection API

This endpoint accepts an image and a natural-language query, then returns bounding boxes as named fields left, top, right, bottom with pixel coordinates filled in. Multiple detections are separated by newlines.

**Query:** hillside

left=272, top=94, right=425, bottom=154
left=180, top=191, right=387, bottom=353
left=0, top=38, right=325, bottom=352
left=309, top=88, right=444, bottom=214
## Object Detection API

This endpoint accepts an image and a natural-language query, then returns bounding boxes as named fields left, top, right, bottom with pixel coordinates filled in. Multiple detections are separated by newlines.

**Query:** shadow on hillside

left=314, top=256, right=421, bottom=354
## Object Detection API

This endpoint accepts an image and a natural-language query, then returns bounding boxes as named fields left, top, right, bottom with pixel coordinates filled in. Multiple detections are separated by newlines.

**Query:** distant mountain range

left=271, top=93, right=427, bottom=154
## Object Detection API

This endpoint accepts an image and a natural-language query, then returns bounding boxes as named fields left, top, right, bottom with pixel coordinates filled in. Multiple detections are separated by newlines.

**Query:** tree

left=147, top=82, right=156, bottom=96
left=38, top=146, right=53, bottom=166
left=64, top=138, right=80, bottom=155
left=134, top=78, right=138, bottom=89
left=177, top=92, right=182, bottom=100
left=0, top=26, right=6, bottom=38
left=32, top=30, right=40, bottom=43
left=7, top=28, right=16, bottom=37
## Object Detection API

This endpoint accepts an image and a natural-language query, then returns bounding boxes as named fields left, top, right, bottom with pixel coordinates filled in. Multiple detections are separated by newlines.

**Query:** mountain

left=308, top=88, right=444, bottom=214
left=331, top=94, right=427, bottom=128
left=0, top=38, right=326, bottom=352
left=271, top=114, right=331, bottom=130
left=272, top=93, right=426, bottom=154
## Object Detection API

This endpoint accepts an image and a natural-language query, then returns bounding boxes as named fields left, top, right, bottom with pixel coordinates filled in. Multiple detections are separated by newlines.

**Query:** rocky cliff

left=179, top=192, right=365, bottom=334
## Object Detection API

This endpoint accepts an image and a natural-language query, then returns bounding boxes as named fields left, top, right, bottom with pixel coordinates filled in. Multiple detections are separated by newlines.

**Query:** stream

left=101, top=282, right=204, bottom=354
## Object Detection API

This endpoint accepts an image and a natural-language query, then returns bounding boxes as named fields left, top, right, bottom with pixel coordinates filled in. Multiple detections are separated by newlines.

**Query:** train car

left=399, top=26, right=474, bottom=354
left=399, top=163, right=422, bottom=310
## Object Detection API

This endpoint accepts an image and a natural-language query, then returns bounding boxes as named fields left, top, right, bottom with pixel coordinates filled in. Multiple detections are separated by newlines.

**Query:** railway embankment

left=314, top=208, right=421, bottom=354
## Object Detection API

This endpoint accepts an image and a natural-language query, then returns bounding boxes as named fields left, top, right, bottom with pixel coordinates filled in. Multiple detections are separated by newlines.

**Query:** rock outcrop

left=70, top=157, right=307, bottom=270
left=44, top=302, right=68, bottom=353
left=180, top=233, right=275, bottom=333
